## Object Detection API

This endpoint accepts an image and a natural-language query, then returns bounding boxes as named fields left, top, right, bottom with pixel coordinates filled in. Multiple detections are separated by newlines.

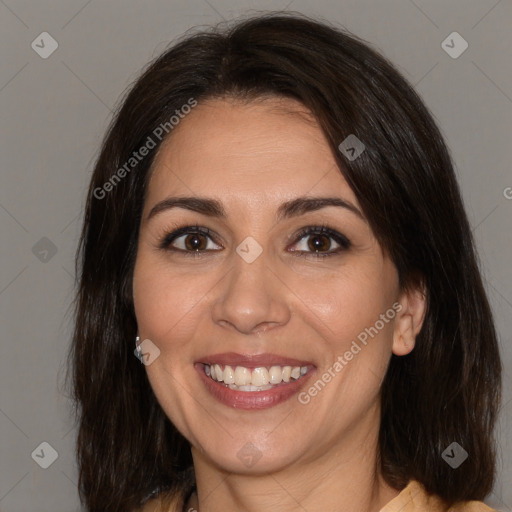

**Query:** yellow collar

left=380, top=479, right=497, bottom=512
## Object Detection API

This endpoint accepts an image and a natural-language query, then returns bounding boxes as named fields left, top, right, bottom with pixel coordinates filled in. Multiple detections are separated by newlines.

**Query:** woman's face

left=133, top=96, right=419, bottom=474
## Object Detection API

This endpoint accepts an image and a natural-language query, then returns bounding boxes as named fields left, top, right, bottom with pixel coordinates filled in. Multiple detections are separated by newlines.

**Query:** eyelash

left=292, top=225, right=351, bottom=258
left=158, top=223, right=351, bottom=259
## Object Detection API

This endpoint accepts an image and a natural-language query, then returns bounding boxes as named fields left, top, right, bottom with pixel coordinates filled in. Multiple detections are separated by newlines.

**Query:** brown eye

left=289, top=226, right=351, bottom=258
left=161, top=226, right=222, bottom=253
left=183, top=233, right=208, bottom=251
left=307, top=234, right=332, bottom=252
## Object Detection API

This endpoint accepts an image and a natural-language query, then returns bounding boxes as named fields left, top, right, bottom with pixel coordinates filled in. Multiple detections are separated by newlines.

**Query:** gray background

left=0, top=0, right=511, bottom=510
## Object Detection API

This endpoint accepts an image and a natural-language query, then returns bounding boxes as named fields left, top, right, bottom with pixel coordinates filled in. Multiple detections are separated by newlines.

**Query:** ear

left=392, top=283, right=427, bottom=356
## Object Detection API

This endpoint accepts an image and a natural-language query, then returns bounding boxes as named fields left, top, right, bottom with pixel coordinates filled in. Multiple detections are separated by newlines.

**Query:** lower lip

left=195, top=364, right=315, bottom=410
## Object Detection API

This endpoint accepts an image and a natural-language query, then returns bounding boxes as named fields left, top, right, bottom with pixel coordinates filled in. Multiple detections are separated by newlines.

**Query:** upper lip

left=196, top=352, right=314, bottom=368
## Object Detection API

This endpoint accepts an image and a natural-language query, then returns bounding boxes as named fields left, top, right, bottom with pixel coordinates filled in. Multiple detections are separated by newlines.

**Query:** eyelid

left=158, top=223, right=351, bottom=257
left=158, top=225, right=223, bottom=252
left=287, top=225, right=351, bottom=257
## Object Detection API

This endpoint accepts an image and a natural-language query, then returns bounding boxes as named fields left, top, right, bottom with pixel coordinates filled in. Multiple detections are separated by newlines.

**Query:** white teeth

left=290, top=367, right=300, bottom=380
left=229, top=383, right=273, bottom=391
left=223, top=365, right=235, bottom=384
left=204, top=363, right=309, bottom=389
left=268, top=366, right=282, bottom=384
left=251, top=367, right=269, bottom=386
left=234, top=366, right=251, bottom=386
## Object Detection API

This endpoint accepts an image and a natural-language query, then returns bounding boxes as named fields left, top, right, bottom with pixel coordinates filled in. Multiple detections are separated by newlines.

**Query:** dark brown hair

left=69, top=12, right=502, bottom=511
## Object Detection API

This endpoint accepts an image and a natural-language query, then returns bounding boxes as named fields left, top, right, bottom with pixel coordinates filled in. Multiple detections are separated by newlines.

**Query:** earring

left=134, top=336, right=143, bottom=360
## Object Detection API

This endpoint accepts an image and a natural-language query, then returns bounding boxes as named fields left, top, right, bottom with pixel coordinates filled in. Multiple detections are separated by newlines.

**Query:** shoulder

left=381, top=479, right=499, bottom=512
left=449, top=501, right=498, bottom=511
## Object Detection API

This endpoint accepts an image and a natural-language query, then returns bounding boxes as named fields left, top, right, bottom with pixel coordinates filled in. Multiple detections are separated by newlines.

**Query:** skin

left=133, top=96, right=426, bottom=512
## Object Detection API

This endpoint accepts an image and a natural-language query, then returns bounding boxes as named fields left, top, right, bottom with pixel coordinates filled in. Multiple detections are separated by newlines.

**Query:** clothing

left=380, top=479, right=497, bottom=512
left=140, top=476, right=498, bottom=511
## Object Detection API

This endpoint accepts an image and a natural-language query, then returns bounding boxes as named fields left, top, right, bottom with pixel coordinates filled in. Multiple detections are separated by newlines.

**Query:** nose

left=210, top=249, right=291, bottom=335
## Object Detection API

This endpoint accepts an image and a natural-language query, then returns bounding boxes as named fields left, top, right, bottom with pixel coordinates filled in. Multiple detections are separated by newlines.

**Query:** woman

left=70, top=12, right=502, bottom=512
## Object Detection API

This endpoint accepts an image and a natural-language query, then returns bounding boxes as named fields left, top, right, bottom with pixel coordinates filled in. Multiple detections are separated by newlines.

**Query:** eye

left=289, top=225, right=351, bottom=258
left=158, top=224, right=350, bottom=259
left=160, top=225, right=222, bottom=254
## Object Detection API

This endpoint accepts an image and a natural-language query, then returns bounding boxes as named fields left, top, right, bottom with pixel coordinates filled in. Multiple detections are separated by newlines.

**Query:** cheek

left=289, top=263, right=396, bottom=351
left=132, top=256, right=207, bottom=434
left=132, top=255, right=204, bottom=349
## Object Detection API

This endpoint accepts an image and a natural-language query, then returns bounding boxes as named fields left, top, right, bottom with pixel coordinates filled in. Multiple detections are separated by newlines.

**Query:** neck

left=186, top=405, right=400, bottom=512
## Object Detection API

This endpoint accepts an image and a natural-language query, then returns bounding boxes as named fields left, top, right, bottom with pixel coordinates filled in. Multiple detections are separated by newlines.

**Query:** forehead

left=145, top=96, right=358, bottom=212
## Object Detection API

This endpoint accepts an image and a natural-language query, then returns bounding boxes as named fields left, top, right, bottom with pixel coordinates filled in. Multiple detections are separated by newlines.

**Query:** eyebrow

left=147, top=196, right=364, bottom=222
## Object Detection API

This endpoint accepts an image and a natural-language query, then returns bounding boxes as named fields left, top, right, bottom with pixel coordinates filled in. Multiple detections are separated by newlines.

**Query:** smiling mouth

left=201, top=363, right=312, bottom=391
